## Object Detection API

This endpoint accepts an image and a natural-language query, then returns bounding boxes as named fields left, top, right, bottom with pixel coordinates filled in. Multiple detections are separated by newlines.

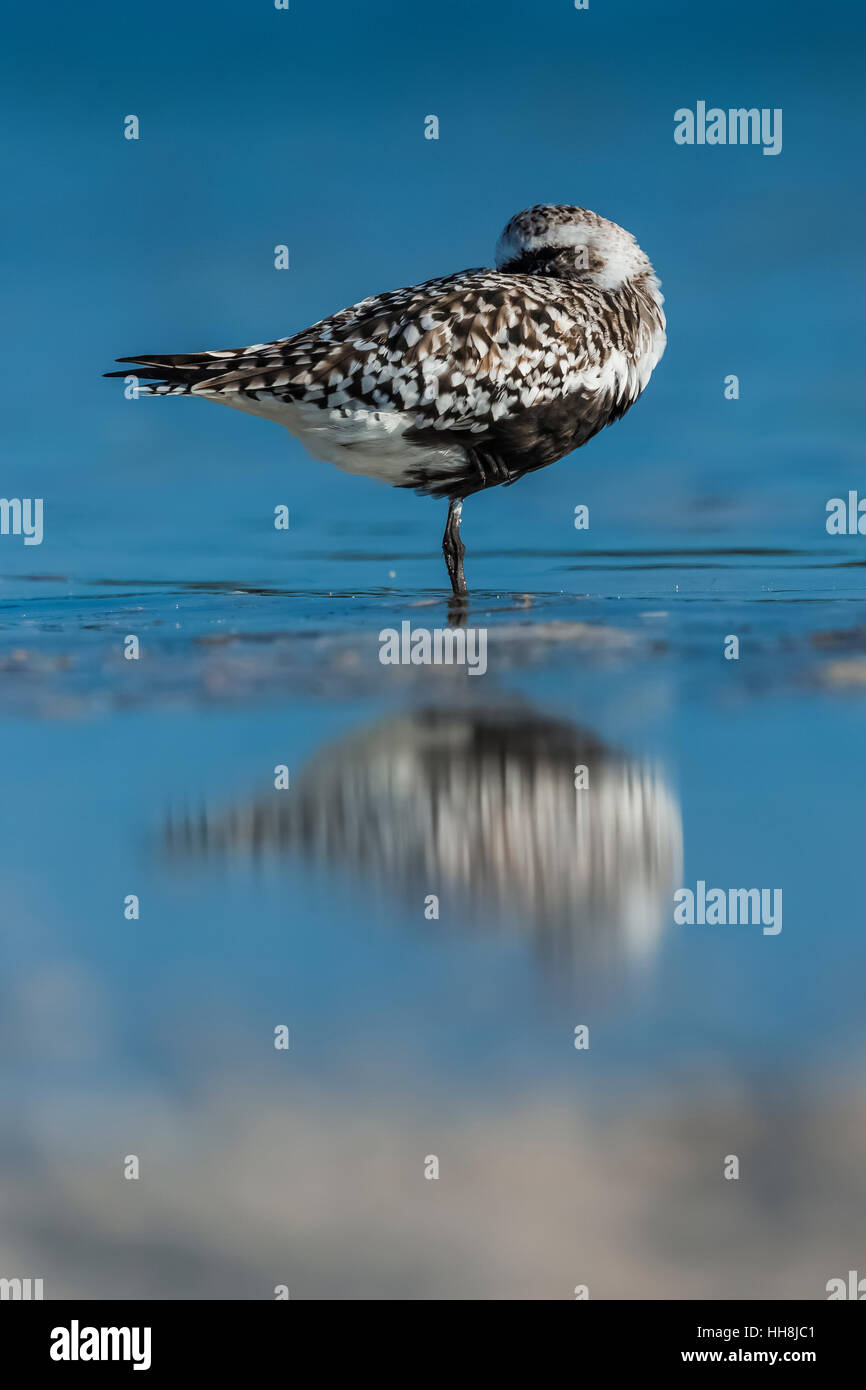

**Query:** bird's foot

left=447, top=593, right=469, bottom=628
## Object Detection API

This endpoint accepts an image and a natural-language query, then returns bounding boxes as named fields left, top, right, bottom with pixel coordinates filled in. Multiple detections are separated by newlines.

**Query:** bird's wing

left=107, top=270, right=604, bottom=430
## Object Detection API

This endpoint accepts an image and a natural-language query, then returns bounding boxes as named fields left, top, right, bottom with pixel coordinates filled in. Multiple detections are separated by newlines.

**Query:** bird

left=106, top=204, right=666, bottom=597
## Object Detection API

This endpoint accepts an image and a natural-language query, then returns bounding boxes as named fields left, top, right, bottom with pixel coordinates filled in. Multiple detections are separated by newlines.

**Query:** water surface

left=1, top=540, right=864, bottom=1299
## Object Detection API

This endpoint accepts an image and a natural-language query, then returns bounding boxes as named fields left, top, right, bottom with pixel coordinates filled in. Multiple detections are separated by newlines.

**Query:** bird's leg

left=442, top=497, right=468, bottom=598
left=447, top=592, right=468, bottom=627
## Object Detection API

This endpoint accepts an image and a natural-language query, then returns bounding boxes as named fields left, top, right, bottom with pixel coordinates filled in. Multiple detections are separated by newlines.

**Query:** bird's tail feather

left=103, top=350, right=273, bottom=396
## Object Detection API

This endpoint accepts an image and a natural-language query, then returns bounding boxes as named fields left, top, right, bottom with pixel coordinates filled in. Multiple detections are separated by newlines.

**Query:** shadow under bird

left=106, top=204, right=666, bottom=595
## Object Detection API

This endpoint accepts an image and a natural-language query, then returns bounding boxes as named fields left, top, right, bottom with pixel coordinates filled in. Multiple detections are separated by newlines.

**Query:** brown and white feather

left=108, top=205, right=666, bottom=498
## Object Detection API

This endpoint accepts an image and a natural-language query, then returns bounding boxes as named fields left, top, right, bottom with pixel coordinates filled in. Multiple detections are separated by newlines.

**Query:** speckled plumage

left=107, top=205, right=666, bottom=590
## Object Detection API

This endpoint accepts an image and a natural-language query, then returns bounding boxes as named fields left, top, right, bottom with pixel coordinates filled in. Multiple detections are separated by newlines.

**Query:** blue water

left=1, top=0, right=864, bottom=1299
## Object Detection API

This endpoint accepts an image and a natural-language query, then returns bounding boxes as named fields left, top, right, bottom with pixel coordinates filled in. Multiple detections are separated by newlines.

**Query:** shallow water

left=3, top=0, right=865, bottom=1299
left=1, top=541, right=864, bottom=1299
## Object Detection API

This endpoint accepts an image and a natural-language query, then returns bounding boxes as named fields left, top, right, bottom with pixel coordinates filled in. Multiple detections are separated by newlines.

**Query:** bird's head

left=495, top=204, right=658, bottom=293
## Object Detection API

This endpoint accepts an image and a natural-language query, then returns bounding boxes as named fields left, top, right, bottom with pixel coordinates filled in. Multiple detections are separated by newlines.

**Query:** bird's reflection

left=164, top=703, right=682, bottom=970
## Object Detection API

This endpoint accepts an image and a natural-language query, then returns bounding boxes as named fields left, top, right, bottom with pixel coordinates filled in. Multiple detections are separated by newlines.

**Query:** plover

left=107, top=205, right=666, bottom=595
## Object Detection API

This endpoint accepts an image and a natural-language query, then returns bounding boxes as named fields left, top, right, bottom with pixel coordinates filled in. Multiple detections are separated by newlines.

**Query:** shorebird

left=107, top=205, right=666, bottom=596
